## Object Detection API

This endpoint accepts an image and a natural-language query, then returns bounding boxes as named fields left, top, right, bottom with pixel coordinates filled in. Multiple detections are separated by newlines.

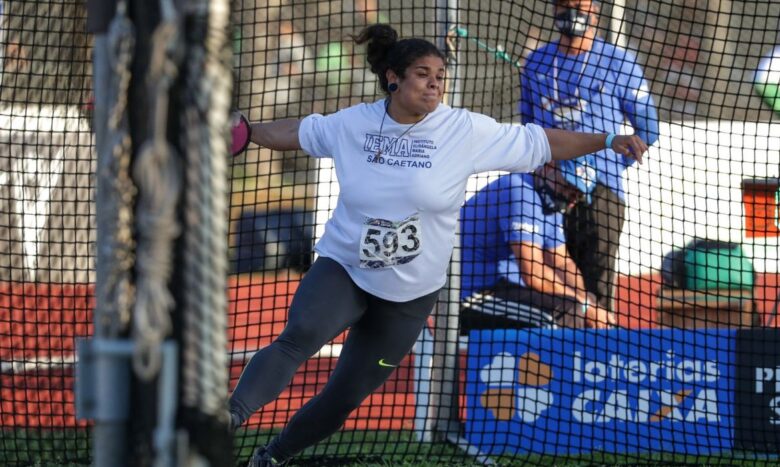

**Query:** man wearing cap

left=519, top=0, right=659, bottom=312
left=459, top=163, right=614, bottom=330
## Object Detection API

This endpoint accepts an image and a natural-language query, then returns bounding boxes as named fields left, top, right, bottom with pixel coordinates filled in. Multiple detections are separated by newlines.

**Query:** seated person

left=459, top=160, right=614, bottom=330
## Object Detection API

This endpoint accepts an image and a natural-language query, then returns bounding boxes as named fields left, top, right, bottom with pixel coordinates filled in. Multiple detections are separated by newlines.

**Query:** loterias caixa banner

left=464, top=328, right=780, bottom=455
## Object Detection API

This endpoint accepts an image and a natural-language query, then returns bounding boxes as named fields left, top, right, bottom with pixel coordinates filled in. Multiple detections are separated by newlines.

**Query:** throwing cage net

left=1, top=0, right=779, bottom=465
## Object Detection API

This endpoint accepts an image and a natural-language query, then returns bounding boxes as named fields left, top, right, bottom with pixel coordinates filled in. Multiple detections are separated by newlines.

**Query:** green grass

left=3, top=428, right=778, bottom=466
left=0, top=429, right=91, bottom=466
left=235, top=429, right=779, bottom=466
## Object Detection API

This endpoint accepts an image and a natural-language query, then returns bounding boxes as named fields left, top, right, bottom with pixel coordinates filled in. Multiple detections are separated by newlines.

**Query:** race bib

left=359, top=214, right=422, bottom=269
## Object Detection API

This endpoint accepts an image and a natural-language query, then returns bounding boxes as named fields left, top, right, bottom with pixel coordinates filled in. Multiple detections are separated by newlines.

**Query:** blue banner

left=465, top=328, right=734, bottom=455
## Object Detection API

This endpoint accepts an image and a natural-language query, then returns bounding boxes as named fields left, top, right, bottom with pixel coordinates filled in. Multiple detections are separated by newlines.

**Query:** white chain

left=131, top=0, right=184, bottom=381
left=179, top=0, right=232, bottom=416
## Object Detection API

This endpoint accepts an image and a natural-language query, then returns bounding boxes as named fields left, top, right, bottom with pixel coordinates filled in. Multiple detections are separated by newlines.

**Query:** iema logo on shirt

left=465, top=328, right=734, bottom=455
left=363, top=133, right=435, bottom=169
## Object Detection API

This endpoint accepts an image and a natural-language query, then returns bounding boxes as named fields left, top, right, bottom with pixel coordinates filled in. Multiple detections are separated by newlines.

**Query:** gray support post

left=608, top=0, right=628, bottom=49
left=429, top=0, right=467, bottom=441
left=91, top=30, right=130, bottom=467
left=412, top=325, right=434, bottom=441
left=153, top=342, right=179, bottom=467
left=439, top=0, right=463, bottom=108
left=93, top=341, right=132, bottom=467
left=76, top=339, right=134, bottom=467
left=427, top=3, right=495, bottom=464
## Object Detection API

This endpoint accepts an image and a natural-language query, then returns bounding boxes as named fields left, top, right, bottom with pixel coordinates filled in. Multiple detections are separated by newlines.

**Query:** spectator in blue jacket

left=519, top=0, right=659, bottom=311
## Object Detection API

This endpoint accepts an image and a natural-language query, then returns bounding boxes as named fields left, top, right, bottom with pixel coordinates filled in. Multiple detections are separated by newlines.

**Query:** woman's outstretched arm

left=544, top=128, right=647, bottom=164
left=249, top=118, right=302, bottom=151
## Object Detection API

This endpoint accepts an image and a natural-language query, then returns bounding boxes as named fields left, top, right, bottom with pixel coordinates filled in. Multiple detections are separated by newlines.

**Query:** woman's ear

left=386, top=69, right=400, bottom=85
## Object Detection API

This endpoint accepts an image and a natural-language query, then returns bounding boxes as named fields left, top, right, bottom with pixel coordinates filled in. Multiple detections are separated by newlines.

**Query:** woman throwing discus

left=230, top=23, right=648, bottom=467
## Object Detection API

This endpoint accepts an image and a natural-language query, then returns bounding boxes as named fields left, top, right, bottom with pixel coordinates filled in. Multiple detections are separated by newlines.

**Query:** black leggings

left=229, top=257, right=439, bottom=461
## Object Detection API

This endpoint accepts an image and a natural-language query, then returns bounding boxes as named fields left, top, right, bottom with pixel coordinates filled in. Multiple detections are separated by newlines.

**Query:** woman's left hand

left=610, top=134, right=648, bottom=164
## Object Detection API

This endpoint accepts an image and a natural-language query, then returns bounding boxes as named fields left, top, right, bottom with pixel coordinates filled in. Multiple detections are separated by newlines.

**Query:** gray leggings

left=229, top=257, right=439, bottom=461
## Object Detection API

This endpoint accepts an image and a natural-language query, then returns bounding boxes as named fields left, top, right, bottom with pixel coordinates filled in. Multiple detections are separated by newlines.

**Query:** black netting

left=0, top=0, right=93, bottom=465
left=228, top=0, right=779, bottom=465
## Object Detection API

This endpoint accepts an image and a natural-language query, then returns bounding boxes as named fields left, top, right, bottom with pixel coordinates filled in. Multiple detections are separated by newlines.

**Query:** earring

left=388, top=83, right=398, bottom=92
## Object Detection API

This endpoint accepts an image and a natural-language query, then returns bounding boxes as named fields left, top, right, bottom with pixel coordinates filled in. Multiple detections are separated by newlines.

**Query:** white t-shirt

left=299, top=99, right=551, bottom=302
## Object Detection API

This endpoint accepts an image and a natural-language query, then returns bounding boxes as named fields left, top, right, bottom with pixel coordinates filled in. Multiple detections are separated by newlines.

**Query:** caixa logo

left=755, top=366, right=780, bottom=425
left=478, top=352, right=554, bottom=422
left=572, top=350, right=722, bottom=424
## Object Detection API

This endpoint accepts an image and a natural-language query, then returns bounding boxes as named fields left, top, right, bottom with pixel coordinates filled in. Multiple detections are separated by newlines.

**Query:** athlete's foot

left=246, top=447, right=285, bottom=467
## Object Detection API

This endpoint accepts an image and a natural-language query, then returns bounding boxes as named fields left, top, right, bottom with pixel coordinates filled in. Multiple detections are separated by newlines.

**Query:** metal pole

left=90, top=1, right=132, bottom=462
left=608, top=0, right=628, bottom=49
left=429, top=0, right=465, bottom=440
left=429, top=4, right=495, bottom=463
left=440, top=0, right=462, bottom=109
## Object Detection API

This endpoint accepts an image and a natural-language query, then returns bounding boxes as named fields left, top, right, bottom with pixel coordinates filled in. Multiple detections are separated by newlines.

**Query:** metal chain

left=131, top=0, right=184, bottom=381
left=97, top=0, right=136, bottom=338
left=179, top=0, right=231, bottom=416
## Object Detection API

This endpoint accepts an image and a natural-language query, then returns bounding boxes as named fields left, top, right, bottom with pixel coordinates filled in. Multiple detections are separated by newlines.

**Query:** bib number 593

left=359, top=214, right=421, bottom=269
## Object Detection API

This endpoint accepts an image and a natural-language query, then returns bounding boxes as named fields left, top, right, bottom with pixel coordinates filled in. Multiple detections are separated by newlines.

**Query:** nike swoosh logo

left=378, top=359, right=397, bottom=368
